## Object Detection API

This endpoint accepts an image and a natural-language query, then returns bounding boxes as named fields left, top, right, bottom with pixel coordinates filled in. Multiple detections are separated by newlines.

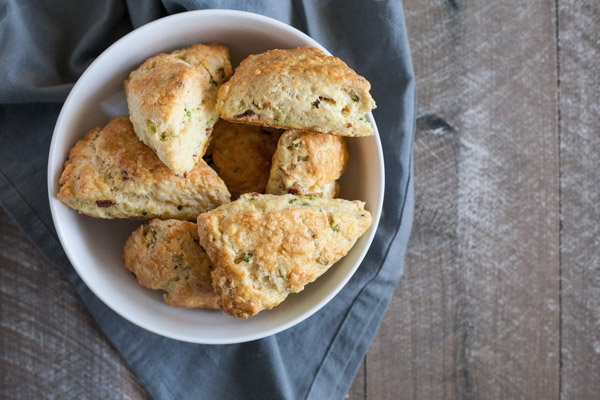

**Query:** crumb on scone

left=196, top=193, right=372, bottom=318
left=205, top=120, right=281, bottom=198
left=216, top=46, right=376, bottom=137
left=57, top=115, right=230, bottom=220
left=125, top=43, right=233, bottom=174
left=266, top=130, right=348, bottom=198
left=123, top=219, right=220, bottom=309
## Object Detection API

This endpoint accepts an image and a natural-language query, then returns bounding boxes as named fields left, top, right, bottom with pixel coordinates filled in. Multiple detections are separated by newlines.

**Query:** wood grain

left=557, top=1, right=600, bottom=399
left=0, top=210, right=148, bottom=400
left=364, top=0, right=561, bottom=398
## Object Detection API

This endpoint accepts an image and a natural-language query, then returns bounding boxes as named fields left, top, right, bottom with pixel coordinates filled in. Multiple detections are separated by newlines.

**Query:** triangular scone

left=216, top=46, right=376, bottom=137
left=125, top=43, right=233, bottom=174
left=57, top=116, right=230, bottom=220
left=266, top=130, right=348, bottom=198
left=205, top=120, right=281, bottom=199
left=197, top=193, right=372, bottom=318
left=124, top=219, right=220, bottom=309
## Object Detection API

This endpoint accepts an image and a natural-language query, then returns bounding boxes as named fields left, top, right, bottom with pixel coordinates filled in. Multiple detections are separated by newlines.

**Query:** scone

left=216, top=46, right=376, bottom=137
left=207, top=120, right=281, bottom=198
left=125, top=43, right=233, bottom=174
left=57, top=116, right=230, bottom=220
left=123, top=219, right=220, bottom=309
left=265, top=130, right=348, bottom=198
left=197, top=193, right=372, bottom=318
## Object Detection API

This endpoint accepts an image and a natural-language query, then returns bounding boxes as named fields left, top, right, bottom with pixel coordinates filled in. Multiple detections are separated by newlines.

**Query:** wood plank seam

left=555, top=1, right=563, bottom=400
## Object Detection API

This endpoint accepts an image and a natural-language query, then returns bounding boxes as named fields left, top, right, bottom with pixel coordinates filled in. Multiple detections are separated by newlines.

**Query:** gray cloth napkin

left=0, top=1, right=414, bottom=399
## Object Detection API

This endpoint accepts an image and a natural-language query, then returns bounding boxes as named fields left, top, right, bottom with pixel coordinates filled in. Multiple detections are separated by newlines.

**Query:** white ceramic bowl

left=48, top=10, right=384, bottom=344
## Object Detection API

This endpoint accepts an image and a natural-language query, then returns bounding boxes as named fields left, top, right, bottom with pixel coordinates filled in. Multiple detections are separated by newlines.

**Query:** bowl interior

left=48, top=10, right=384, bottom=344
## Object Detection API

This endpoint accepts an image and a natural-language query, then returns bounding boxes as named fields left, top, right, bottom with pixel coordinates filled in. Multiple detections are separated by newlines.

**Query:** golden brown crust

left=57, top=116, right=230, bottom=220
left=123, top=219, right=220, bottom=309
left=266, top=130, right=348, bottom=197
left=125, top=43, right=233, bottom=174
left=196, top=193, right=372, bottom=318
left=206, top=120, right=281, bottom=198
left=216, top=46, right=376, bottom=137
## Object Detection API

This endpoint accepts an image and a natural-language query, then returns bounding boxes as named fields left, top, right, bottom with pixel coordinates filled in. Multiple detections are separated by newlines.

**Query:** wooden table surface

left=1, top=1, right=598, bottom=399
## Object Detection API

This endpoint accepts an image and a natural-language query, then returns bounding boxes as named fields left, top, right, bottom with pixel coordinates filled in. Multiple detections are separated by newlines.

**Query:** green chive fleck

left=278, top=262, right=286, bottom=279
left=352, top=95, right=360, bottom=102
left=293, top=143, right=300, bottom=148
left=284, top=119, right=291, bottom=124
left=209, top=79, right=218, bottom=86
left=309, top=196, right=316, bottom=201
left=141, top=210, right=147, bottom=216
left=289, top=198, right=298, bottom=204
left=160, top=133, right=166, bottom=141
left=148, top=123, right=156, bottom=132
left=243, top=253, right=253, bottom=263
left=301, top=202, right=310, bottom=206
left=328, top=213, right=339, bottom=232
left=274, top=118, right=280, bottom=122
left=184, top=108, right=191, bottom=117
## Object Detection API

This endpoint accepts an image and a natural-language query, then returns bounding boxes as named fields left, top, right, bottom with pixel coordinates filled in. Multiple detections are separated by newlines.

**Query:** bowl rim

left=47, top=9, right=385, bottom=344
